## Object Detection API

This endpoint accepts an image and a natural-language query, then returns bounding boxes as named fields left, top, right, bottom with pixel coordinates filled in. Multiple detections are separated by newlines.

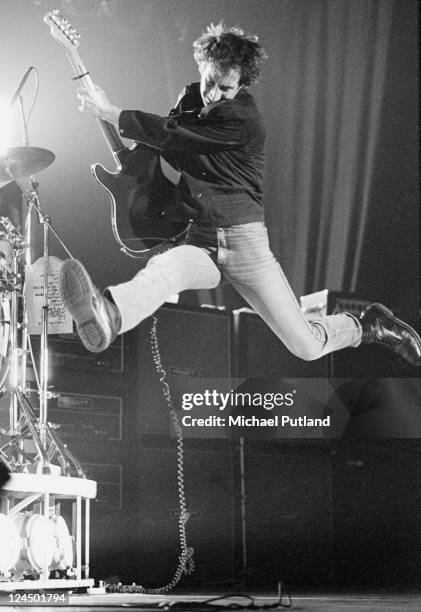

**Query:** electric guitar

left=44, top=10, right=190, bottom=259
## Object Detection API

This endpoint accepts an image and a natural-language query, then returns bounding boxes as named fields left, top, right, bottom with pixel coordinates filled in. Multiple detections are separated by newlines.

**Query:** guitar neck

left=66, top=49, right=125, bottom=159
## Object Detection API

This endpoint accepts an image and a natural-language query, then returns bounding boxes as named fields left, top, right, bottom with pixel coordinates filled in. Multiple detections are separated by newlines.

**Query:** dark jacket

left=118, top=82, right=265, bottom=227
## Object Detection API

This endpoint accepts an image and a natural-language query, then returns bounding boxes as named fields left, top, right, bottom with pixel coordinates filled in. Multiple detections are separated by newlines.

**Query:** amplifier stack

left=32, top=296, right=420, bottom=588
left=26, top=332, right=138, bottom=582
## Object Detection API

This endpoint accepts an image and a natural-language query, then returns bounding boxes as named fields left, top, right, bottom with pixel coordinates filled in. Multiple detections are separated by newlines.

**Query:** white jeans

left=108, top=222, right=362, bottom=361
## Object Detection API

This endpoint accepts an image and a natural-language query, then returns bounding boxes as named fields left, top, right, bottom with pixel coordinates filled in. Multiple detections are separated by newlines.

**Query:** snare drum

left=0, top=216, right=24, bottom=285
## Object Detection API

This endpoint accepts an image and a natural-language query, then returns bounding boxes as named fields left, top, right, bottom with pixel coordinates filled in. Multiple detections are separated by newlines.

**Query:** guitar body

left=91, top=163, right=138, bottom=250
left=92, top=161, right=190, bottom=258
left=44, top=9, right=191, bottom=258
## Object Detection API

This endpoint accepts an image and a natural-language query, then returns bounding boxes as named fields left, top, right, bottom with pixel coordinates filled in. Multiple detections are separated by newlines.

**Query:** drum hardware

left=0, top=72, right=94, bottom=589
left=0, top=150, right=83, bottom=478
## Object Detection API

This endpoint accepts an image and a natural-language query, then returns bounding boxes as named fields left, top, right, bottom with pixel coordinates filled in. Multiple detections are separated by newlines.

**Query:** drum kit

left=0, top=145, right=83, bottom=477
left=0, top=145, right=90, bottom=581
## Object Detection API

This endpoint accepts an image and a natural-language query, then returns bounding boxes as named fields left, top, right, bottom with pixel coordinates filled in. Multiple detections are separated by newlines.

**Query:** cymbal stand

left=0, top=166, right=83, bottom=477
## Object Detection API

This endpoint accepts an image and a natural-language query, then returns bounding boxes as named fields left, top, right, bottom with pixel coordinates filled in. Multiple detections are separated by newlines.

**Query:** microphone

left=9, top=66, right=35, bottom=106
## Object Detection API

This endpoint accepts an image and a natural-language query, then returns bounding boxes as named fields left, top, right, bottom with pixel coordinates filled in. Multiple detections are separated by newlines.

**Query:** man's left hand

left=76, top=84, right=121, bottom=126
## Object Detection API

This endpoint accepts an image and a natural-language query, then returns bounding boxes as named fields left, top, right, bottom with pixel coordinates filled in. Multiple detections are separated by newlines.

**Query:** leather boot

left=59, top=259, right=122, bottom=353
left=360, top=303, right=421, bottom=366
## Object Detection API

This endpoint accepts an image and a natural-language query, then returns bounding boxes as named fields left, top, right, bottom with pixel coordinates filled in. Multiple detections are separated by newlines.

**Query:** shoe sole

left=367, top=302, right=421, bottom=361
left=59, top=259, right=109, bottom=353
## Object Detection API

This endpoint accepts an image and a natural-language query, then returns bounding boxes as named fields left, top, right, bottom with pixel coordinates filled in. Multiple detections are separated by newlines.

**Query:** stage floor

left=1, top=591, right=421, bottom=610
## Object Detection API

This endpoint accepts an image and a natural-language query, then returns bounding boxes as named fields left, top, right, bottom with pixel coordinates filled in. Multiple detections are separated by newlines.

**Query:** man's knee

left=284, top=340, right=323, bottom=361
left=146, top=245, right=209, bottom=268
left=288, top=322, right=327, bottom=361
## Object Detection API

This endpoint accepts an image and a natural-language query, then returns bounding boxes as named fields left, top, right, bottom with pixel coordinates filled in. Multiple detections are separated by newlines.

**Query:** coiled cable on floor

left=107, top=315, right=194, bottom=594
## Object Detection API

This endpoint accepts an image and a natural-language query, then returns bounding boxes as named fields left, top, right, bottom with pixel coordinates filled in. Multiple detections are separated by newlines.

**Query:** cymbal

left=0, top=146, right=55, bottom=182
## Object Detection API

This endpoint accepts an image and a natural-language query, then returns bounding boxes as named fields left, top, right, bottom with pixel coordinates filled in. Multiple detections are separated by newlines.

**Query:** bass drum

left=0, top=513, right=20, bottom=572
left=14, top=513, right=55, bottom=573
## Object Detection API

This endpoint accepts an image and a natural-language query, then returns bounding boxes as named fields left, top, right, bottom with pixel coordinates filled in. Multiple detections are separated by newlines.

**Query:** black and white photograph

left=0, top=0, right=419, bottom=610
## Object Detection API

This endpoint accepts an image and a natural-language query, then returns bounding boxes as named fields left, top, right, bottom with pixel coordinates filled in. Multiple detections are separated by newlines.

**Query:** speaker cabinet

left=328, top=344, right=418, bottom=378
left=233, top=304, right=418, bottom=379
left=128, top=441, right=236, bottom=586
left=332, top=440, right=421, bottom=587
left=233, top=308, right=329, bottom=378
left=25, top=330, right=139, bottom=583
left=243, top=441, right=333, bottom=587
left=135, top=304, right=233, bottom=436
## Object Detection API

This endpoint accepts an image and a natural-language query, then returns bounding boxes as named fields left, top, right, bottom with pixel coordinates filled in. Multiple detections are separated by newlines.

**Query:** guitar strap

left=157, top=83, right=202, bottom=187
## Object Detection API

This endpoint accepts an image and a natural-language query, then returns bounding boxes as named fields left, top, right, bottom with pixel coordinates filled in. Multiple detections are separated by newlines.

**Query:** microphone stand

left=18, top=95, right=29, bottom=147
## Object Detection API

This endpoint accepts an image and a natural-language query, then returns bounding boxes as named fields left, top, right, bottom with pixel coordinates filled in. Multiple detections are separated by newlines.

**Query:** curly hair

left=193, top=22, right=268, bottom=86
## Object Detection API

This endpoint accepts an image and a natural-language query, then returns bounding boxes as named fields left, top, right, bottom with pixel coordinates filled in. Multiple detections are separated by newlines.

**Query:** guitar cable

left=107, top=314, right=194, bottom=594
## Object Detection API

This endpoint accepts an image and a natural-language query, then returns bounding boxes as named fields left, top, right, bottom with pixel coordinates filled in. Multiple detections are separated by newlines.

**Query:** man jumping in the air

left=59, top=23, right=421, bottom=368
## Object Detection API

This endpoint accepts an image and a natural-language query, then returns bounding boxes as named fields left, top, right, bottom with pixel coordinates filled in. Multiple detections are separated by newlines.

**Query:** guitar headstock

left=44, top=10, right=80, bottom=52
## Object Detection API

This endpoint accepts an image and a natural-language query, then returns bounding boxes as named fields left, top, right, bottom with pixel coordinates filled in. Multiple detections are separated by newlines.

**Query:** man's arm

left=118, top=103, right=247, bottom=152
left=76, top=84, right=253, bottom=153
